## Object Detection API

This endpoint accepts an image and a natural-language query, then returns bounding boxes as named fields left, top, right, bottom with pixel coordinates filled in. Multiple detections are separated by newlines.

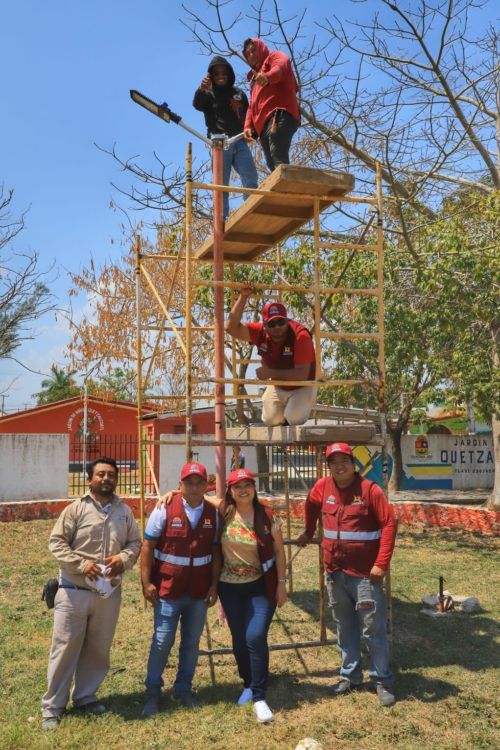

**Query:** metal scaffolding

left=133, top=116, right=389, bottom=655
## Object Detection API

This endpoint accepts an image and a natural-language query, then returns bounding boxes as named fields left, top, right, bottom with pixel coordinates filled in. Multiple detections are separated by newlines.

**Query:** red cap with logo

left=262, top=301, right=287, bottom=323
left=325, top=442, right=353, bottom=460
left=226, top=468, right=256, bottom=487
left=180, top=461, right=208, bottom=481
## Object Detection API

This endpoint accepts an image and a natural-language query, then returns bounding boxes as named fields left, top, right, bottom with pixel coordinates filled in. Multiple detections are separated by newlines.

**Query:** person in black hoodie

left=193, top=56, right=258, bottom=221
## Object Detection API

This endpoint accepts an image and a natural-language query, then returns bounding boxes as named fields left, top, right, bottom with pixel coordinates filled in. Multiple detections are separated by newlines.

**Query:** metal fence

left=69, top=435, right=318, bottom=497
left=69, top=434, right=155, bottom=497
left=269, top=445, right=318, bottom=493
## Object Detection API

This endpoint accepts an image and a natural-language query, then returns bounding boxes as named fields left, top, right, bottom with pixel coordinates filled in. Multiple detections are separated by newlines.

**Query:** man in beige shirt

left=41, top=457, right=141, bottom=730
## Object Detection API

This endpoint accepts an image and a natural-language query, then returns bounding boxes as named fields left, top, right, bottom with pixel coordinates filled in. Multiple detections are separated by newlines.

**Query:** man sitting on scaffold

left=225, top=284, right=317, bottom=426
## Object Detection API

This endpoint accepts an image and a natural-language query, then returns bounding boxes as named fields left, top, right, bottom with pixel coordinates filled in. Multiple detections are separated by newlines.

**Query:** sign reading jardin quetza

left=400, top=434, right=494, bottom=490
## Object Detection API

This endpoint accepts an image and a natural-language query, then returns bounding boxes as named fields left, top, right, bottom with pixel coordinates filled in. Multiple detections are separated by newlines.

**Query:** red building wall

left=0, top=397, right=138, bottom=462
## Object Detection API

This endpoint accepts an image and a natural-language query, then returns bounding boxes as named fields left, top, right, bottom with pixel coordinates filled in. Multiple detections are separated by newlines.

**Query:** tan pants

left=41, top=587, right=121, bottom=718
left=262, top=385, right=318, bottom=426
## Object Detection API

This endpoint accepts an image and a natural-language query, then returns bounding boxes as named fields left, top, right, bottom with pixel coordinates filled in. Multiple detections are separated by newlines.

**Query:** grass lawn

left=0, top=519, right=498, bottom=750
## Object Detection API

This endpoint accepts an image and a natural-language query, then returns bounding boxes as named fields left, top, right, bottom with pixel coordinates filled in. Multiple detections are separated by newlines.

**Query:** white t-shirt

left=144, top=497, right=219, bottom=540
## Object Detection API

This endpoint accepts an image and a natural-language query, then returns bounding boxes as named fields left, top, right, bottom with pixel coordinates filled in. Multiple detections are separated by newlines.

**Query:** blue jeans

left=145, top=594, right=207, bottom=695
left=222, top=140, right=258, bottom=220
left=218, top=577, right=276, bottom=701
left=325, top=570, right=393, bottom=687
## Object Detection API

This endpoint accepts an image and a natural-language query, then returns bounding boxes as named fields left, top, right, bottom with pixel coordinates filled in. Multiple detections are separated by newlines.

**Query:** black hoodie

left=193, top=55, right=249, bottom=137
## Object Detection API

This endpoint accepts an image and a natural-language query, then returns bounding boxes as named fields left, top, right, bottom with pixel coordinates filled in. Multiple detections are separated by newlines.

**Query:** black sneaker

left=142, top=692, right=161, bottom=718
left=173, top=692, right=200, bottom=708
left=328, top=678, right=363, bottom=696
left=376, top=684, right=396, bottom=707
left=77, top=701, right=108, bottom=715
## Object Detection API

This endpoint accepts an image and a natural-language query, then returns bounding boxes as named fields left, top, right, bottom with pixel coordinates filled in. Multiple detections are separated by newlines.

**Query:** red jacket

left=244, top=38, right=300, bottom=136
left=305, top=474, right=397, bottom=578
left=247, top=319, right=316, bottom=391
left=151, top=493, right=218, bottom=600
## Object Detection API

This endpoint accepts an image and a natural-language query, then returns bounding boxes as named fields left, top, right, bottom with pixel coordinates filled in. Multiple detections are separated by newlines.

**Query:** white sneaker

left=237, top=687, right=253, bottom=706
left=253, top=700, right=274, bottom=723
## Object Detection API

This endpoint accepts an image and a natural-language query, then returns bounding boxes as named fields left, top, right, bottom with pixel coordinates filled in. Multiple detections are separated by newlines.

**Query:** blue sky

left=1, top=0, right=325, bottom=409
left=0, top=0, right=490, bottom=410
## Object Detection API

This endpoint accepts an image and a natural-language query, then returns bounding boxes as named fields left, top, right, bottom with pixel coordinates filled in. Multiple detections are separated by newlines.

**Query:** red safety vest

left=151, top=493, right=218, bottom=600
left=254, top=504, right=278, bottom=604
left=320, top=475, right=383, bottom=577
left=256, top=319, right=315, bottom=390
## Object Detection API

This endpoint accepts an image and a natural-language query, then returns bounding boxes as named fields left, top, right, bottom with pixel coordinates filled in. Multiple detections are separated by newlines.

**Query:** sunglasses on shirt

left=266, top=318, right=287, bottom=328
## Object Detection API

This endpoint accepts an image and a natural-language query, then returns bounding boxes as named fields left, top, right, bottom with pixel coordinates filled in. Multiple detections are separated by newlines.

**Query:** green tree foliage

left=88, top=367, right=139, bottom=402
left=34, top=364, right=79, bottom=405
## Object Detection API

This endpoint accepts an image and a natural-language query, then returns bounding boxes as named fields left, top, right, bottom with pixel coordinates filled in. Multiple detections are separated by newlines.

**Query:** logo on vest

left=283, top=346, right=293, bottom=355
left=326, top=496, right=336, bottom=504
left=171, top=517, right=183, bottom=527
left=259, top=343, right=268, bottom=352
left=202, top=518, right=213, bottom=528
left=352, top=496, right=364, bottom=505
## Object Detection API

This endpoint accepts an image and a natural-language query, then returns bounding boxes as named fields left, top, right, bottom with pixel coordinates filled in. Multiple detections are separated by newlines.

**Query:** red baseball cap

left=226, top=468, right=256, bottom=487
left=180, top=461, right=208, bottom=481
left=326, top=442, right=353, bottom=460
left=262, top=301, right=287, bottom=323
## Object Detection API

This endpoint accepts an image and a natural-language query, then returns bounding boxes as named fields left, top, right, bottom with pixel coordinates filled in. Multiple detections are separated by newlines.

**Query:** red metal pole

left=212, top=140, right=226, bottom=497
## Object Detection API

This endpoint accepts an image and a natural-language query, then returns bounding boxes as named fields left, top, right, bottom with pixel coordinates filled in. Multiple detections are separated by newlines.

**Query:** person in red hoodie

left=242, top=38, right=300, bottom=172
left=297, top=443, right=397, bottom=707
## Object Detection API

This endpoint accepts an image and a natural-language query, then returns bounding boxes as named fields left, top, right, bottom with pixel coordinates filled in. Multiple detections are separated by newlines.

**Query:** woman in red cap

left=217, top=468, right=287, bottom=723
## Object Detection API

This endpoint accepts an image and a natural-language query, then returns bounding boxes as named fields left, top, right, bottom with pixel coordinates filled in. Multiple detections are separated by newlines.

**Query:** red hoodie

left=244, top=38, right=300, bottom=136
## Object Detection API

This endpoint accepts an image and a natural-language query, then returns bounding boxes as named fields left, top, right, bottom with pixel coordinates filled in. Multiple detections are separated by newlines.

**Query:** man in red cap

left=297, top=443, right=397, bottom=707
left=140, top=462, right=220, bottom=717
left=225, top=284, right=317, bottom=426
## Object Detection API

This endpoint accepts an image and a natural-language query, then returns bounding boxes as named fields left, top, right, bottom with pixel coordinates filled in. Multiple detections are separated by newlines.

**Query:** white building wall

left=159, top=434, right=258, bottom=493
left=0, top=434, right=69, bottom=501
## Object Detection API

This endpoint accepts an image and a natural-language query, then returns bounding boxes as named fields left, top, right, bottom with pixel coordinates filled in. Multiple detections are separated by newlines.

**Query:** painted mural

left=353, top=435, right=494, bottom=490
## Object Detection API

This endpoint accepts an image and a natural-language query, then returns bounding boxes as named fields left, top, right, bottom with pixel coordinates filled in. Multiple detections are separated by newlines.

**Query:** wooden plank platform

left=225, top=422, right=382, bottom=446
left=194, top=165, right=355, bottom=261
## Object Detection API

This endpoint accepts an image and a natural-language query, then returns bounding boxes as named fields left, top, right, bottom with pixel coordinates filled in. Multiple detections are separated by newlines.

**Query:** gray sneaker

left=42, top=717, right=60, bottom=731
left=328, top=678, right=363, bottom=696
left=142, top=692, right=161, bottom=718
left=173, top=692, right=200, bottom=708
left=376, top=684, right=396, bottom=707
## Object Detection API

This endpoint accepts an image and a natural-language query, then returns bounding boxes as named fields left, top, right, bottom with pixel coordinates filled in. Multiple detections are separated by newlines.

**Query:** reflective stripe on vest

left=154, top=550, right=212, bottom=566
left=323, top=529, right=381, bottom=541
left=261, top=556, right=275, bottom=572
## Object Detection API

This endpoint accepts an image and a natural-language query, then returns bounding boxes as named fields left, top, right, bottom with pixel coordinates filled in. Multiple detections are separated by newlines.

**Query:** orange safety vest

left=151, top=493, right=218, bottom=600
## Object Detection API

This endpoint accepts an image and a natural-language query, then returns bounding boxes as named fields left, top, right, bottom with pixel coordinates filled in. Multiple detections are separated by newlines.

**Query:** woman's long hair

left=219, top=484, right=270, bottom=538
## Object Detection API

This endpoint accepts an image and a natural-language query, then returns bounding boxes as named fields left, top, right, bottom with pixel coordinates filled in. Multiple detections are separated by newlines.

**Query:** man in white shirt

left=141, top=462, right=220, bottom=717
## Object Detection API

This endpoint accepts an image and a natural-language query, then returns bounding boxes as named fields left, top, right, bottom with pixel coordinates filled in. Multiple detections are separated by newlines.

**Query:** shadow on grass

left=97, top=674, right=333, bottom=720
left=287, top=590, right=499, bottom=674
left=392, top=597, right=500, bottom=673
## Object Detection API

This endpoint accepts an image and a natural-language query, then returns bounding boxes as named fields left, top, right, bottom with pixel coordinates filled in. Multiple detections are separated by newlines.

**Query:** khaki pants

left=262, top=385, right=318, bottom=426
left=41, top=587, right=121, bottom=718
